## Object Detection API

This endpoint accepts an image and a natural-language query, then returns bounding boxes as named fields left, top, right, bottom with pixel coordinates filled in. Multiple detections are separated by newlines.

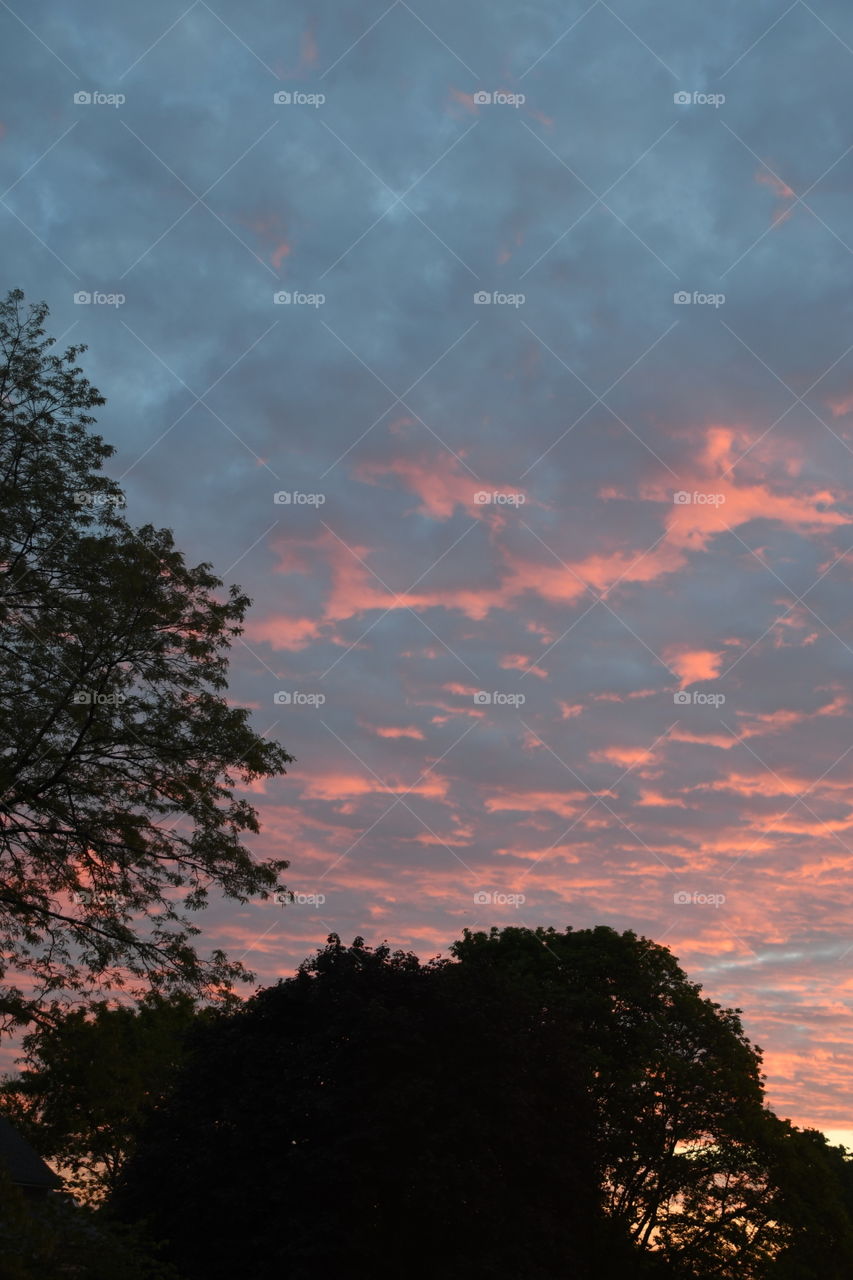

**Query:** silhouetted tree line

left=5, top=926, right=853, bottom=1279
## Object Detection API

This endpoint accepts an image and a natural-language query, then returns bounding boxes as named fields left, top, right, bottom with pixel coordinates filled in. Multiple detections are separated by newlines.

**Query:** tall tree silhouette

left=0, top=290, right=293, bottom=1029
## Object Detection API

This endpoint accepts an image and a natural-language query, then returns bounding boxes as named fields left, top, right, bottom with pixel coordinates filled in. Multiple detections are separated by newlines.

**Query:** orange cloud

left=637, top=789, right=687, bottom=808
left=484, top=789, right=608, bottom=819
left=246, top=615, right=321, bottom=651
left=281, top=22, right=319, bottom=77
left=825, top=390, right=853, bottom=418
left=527, top=109, right=554, bottom=129
left=251, top=427, right=849, bottom=656
left=355, top=451, right=527, bottom=521
left=755, top=168, right=797, bottom=225
left=632, top=426, right=847, bottom=553
left=272, top=241, right=292, bottom=269
left=670, top=726, right=739, bottom=749
left=301, top=772, right=449, bottom=802
left=666, top=647, right=724, bottom=685
left=404, top=828, right=473, bottom=847
left=755, top=170, right=795, bottom=200
left=299, top=25, right=318, bottom=69
left=239, top=213, right=293, bottom=269
left=591, top=745, right=656, bottom=769
left=448, top=87, right=479, bottom=115
left=499, top=653, right=548, bottom=678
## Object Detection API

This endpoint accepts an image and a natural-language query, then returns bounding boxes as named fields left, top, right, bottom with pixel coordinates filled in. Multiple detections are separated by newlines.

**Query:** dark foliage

left=116, top=933, right=643, bottom=1279
left=0, top=290, right=293, bottom=1027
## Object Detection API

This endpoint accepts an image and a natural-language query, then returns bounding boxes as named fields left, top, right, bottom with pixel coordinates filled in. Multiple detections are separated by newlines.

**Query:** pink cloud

left=665, top=647, right=725, bottom=685
left=246, top=615, right=321, bottom=651
left=755, top=168, right=797, bottom=225
left=447, top=87, right=479, bottom=116
left=373, top=725, right=426, bottom=740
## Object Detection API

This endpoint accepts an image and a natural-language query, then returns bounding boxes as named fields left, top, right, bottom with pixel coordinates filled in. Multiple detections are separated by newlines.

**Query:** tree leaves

left=0, top=291, right=294, bottom=1026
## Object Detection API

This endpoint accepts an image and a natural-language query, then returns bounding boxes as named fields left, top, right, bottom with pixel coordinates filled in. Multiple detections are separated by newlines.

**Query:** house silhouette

left=0, top=1114, right=62, bottom=1200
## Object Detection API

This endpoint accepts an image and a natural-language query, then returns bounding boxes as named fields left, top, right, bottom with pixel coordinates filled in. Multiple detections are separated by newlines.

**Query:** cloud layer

left=3, top=0, right=853, bottom=1134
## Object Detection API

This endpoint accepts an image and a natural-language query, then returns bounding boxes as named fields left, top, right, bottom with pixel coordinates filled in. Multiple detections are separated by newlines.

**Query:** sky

left=2, top=0, right=853, bottom=1141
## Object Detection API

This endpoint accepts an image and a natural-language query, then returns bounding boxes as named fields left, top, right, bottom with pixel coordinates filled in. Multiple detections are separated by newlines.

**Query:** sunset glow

left=3, top=0, right=853, bottom=1149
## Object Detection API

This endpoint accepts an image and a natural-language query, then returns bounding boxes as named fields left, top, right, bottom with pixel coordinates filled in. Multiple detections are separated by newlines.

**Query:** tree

left=447, top=928, right=748, bottom=1271
left=0, top=1165, right=180, bottom=1280
left=115, top=934, right=644, bottom=1280
left=449, top=926, right=853, bottom=1278
left=0, top=992, right=208, bottom=1203
left=758, top=1118, right=853, bottom=1278
left=97, top=926, right=853, bottom=1278
left=0, top=289, right=293, bottom=1029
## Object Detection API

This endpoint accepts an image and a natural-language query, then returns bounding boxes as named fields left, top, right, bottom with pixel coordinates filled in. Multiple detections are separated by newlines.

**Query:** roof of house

left=0, top=1115, right=62, bottom=1190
